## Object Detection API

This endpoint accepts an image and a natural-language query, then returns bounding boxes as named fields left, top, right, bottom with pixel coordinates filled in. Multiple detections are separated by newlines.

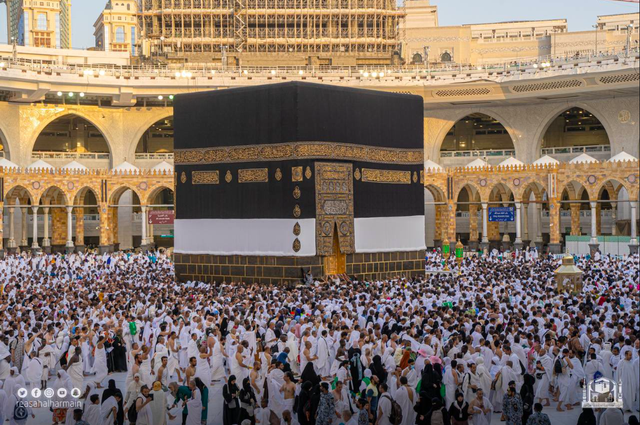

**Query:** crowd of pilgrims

left=0, top=249, right=638, bottom=425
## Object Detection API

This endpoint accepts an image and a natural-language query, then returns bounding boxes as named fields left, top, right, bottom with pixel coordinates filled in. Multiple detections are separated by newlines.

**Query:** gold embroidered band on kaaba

left=175, top=142, right=423, bottom=166
left=192, top=171, right=220, bottom=185
left=361, top=169, right=412, bottom=184
left=238, top=168, right=269, bottom=183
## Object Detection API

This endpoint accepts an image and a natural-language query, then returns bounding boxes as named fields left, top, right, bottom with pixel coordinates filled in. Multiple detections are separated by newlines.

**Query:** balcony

left=134, top=152, right=174, bottom=160
left=439, top=148, right=516, bottom=167
left=541, top=144, right=611, bottom=162
left=32, top=151, right=110, bottom=160
left=31, top=151, right=111, bottom=169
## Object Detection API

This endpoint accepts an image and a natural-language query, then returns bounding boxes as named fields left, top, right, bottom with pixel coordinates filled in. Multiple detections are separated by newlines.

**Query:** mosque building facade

left=0, top=2, right=638, bottom=260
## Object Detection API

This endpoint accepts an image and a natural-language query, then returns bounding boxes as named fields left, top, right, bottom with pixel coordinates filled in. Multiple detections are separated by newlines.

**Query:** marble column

left=141, top=206, right=148, bottom=250
left=480, top=202, right=489, bottom=253
left=42, top=207, right=51, bottom=253
left=589, top=201, right=599, bottom=256
left=629, top=202, right=638, bottom=254
left=31, top=206, right=39, bottom=250
left=535, top=203, right=544, bottom=250
left=20, top=209, right=28, bottom=247
left=7, top=207, right=17, bottom=250
left=610, top=205, right=617, bottom=236
left=514, top=202, right=523, bottom=250
left=522, top=202, right=530, bottom=246
left=65, top=206, right=75, bottom=253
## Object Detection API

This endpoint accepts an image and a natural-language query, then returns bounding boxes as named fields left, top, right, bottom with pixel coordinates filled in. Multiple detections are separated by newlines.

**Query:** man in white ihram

left=615, top=349, right=639, bottom=412
left=315, top=330, right=331, bottom=378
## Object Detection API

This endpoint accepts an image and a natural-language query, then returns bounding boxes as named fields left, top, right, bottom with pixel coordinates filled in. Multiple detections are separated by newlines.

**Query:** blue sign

left=489, top=207, right=515, bottom=222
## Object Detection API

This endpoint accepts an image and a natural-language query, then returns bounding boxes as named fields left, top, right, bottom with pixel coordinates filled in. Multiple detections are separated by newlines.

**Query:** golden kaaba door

left=315, top=162, right=354, bottom=275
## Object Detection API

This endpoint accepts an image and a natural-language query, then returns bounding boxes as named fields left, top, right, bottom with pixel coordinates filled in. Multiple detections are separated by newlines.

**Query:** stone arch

left=144, top=185, right=174, bottom=206
left=561, top=180, right=591, bottom=214
left=519, top=181, right=547, bottom=203
left=38, top=185, right=70, bottom=206
left=134, top=117, right=174, bottom=155
left=4, top=185, right=34, bottom=205
left=26, top=111, right=115, bottom=165
left=597, top=179, right=628, bottom=202
left=488, top=182, right=514, bottom=204
left=126, top=111, right=174, bottom=162
left=73, top=186, right=101, bottom=208
left=532, top=102, right=615, bottom=159
left=431, top=109, right=521, bottom=162
left=424, top=184, right=447, bottom=203
left=0, top=122, right=11, bottom=160
left=109, top=184, right=143, bottom=206
left=453, top=181, right=483, bottom=204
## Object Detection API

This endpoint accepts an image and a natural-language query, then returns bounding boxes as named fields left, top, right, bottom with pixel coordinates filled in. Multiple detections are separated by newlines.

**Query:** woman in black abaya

left=222, top=375, right=240, bottom=425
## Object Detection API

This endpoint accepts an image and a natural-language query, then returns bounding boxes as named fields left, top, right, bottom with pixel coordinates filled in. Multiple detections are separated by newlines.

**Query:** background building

left=401, top=1, right=637, bottom=65
left=3, top=0, right=71, bottom=48
left=134, top=0, right=403, bottom=65
left=93, top=0, right=138, bottom=55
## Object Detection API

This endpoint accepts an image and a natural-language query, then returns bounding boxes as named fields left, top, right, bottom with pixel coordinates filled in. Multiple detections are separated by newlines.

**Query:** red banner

left=148, top=210, right=175, bottom=225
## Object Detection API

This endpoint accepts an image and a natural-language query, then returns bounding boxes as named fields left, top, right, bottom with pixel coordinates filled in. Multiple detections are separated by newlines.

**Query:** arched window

left=37, top=13, right=48, bottom=30
left=412, top=53, right=423, bottom=64
left=440, top=52, right=452, bottom=62
left=115, top=27, right=125, bottom=43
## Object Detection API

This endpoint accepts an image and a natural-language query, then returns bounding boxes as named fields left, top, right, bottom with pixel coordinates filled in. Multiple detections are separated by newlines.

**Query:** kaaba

left=173, top=82, right=425, bottom=284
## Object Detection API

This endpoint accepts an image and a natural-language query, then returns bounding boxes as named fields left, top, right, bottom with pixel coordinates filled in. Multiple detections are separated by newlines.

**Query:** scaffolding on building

left=138, top=0, right=403, bottom=64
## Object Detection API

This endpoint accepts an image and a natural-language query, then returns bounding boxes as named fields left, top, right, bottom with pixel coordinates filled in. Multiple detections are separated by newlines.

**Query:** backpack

left=128, top=397, right=142, bottom=423
left=13, top=400, right=28, bottom=421
left=553, top=358, right=563, bottom=375
left=430, top=408, right=445, bottom=425
left=382, top=394, right=403, bottom=425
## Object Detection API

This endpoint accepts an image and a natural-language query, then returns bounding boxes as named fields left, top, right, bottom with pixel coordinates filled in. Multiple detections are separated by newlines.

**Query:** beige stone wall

left=424, top=160, right=639, bottom=244
left=402, top=10, right=638, bottom=65
left=1, top=168, right=172, bottom=249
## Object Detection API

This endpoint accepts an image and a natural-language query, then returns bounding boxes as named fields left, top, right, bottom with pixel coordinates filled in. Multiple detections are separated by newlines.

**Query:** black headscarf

left=101, top=379, right=118, bottom=403
left=577, top=408, right=597, bottom=425
left=301, top=362, right=320, bottom=387
left=226, top=375, right=239, bottom=394
left=239, top=377, right=256, bottom=404
left=370, top=355, right=387, bottom=383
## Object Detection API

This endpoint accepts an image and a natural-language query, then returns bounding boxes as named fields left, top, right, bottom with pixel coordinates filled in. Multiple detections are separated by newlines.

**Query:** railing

left=1, top=48, right=638, bottom=82
left=135, top=152, right=174, bottom=160
left=440, top=149, right=516, bottom=158
left=543, top=210, right=614, bottom=218
left=31, top=151, right=111, bottom=160
left=541, top=145, right=611, bottom=155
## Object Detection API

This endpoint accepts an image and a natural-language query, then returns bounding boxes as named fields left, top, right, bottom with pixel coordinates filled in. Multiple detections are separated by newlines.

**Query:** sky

left=0, top=0, right=638, bottom=48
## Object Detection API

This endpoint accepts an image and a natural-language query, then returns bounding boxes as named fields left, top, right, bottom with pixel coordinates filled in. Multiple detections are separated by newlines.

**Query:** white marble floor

left=25, top=372, right=638, bottom=425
